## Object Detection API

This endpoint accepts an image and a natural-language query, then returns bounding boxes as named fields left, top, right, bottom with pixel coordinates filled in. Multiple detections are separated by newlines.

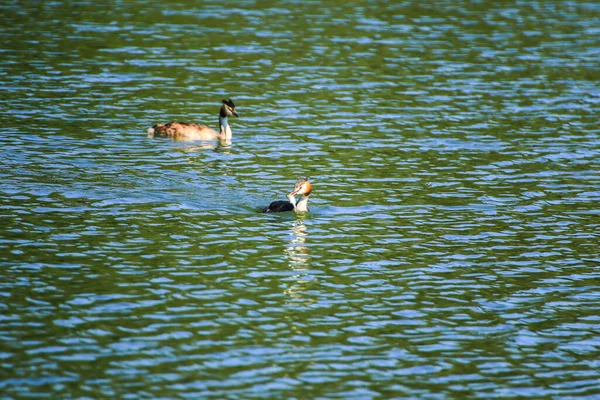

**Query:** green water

left=1, top=1, right=599, bottom=398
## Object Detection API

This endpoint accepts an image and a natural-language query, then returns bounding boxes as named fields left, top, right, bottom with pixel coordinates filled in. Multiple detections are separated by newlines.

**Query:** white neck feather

left=219, top=116, right=232, bottom=140
left=287, top=193, right=297, bottom=207
left=295, top=195, right=310, bottom=212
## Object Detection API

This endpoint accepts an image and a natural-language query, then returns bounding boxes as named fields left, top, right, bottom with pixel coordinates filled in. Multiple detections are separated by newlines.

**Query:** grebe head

left=220, top=99, right=239, bottom=118
left=289, top=177, right=312, bottom=197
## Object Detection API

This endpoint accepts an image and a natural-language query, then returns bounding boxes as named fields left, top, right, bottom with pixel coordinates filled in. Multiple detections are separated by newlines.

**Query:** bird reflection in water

left=283, top=220, right=313, bottom=302
left=177, top=140, right=232, bottom=153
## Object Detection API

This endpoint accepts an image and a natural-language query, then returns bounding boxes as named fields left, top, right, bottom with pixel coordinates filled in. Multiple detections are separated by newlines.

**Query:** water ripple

left=1, top=0, right=599, bottom=398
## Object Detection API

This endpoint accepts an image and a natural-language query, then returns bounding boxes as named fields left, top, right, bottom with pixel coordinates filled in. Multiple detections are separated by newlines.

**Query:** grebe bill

left=147, top=99, right=238, bottom=141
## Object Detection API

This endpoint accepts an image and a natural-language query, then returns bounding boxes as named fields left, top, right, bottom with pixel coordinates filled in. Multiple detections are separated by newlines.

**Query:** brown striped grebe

left=148, top=99, right=238, bottom=141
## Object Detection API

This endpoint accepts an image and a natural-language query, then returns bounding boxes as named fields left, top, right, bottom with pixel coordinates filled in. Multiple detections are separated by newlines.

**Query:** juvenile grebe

left=147, top=99, right=238, bottom=141
left=262, top=178, right=312, bottom=213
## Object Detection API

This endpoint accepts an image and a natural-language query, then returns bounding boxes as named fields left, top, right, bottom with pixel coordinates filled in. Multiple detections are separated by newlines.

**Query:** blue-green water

left=1, top=1, right=599, bottom=398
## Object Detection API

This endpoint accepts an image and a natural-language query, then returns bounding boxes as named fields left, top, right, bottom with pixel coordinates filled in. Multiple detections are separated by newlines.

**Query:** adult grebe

left=147, top=99, right=238, bottom=141
left=262, top=178, right=312, bottom=213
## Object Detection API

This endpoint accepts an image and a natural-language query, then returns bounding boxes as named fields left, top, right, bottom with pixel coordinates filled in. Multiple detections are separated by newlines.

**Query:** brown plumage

left=148, top=99, right=238, bottom=141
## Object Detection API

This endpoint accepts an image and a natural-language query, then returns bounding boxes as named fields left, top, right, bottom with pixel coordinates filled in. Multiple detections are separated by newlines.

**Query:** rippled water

left=1, top=1, right=599, bottom=398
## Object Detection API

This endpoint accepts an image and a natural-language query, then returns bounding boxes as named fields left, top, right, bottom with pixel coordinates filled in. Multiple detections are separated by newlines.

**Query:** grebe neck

left=219, top=115, right=232, bottom=139
left=295, top=195, right=310, bottom=212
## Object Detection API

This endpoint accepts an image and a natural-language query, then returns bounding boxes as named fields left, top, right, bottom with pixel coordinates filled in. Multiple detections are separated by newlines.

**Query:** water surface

left=1, top=1, right=599, bottom=398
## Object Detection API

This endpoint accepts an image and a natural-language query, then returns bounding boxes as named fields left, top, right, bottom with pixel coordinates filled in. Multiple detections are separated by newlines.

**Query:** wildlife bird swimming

left=262, top=178, right=312, bottom=213
left=147, top=99, right=238, bottom=141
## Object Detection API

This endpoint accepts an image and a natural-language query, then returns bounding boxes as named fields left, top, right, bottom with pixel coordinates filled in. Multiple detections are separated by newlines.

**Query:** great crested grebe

left=147, top=99, right=238, bottom=141
left=262, top=178, right=312, bottom=213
